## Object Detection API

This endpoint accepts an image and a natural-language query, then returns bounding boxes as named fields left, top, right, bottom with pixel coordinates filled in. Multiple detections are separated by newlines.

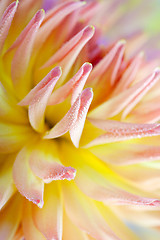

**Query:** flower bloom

left=1, top=0, right=160, bottom=239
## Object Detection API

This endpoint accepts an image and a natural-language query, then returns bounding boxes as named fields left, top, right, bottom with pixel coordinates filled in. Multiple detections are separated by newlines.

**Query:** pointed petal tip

left=82, top=62, right=93, bottom=74
left=50, top=66, right=62, bottom=78
left=83, top=87, right=93, bottom=98
left=60, top=167, right=77, bottom=181
left=118, top=39, right=126, bottom=45
left=154, top=67, right=160, bottom=75
left=15, top=0, right=19, bottom=6
left=116, top=39, right=126, bottom=51
left=35, top=9, right=45, bottom=22
left=83, top=25, right=95, bottom=39
left=81, top=0, right=87, bottom=4
left=10, top=0, right=19, bottom=8
left=34, top=199, right=44, bottom=208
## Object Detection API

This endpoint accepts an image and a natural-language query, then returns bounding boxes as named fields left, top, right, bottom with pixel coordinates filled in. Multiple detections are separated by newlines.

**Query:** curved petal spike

left=13, top=147, right=44, bottom=208
left=0, top=1, right=18, bottom=53
left=48, top=62, right=92, bottom=105
left=19, top=67, right=62, bottom=132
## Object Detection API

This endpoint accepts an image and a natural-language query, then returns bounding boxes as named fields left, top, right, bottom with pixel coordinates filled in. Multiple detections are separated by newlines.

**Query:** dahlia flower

left=1, top=0, right=160, bottom=239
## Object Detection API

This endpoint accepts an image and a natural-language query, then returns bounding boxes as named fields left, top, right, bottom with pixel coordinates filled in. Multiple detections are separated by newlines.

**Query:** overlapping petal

left=32, top=182, right=63, bottom=240
left=40, top=25, right=95, bottom=85
left=0, top=194, right=22, bottom=240
left=23, top=200, right=46, bottom=240
left=0, top=156, right=16, bottom=209
left=0, top=1, right=18, bottom=53
left=89, top=68, right=160, bottom=119
left=19, top=66, right=62, bottom=132
left=85, top=118, right=160, bottom=147
left=29, top=140, right=76, bottom=182
left=1, top=0, right=160, bottom=239
left=62, top=181, right=120, bottom=240
left=44, top=88, right=93, bottom=147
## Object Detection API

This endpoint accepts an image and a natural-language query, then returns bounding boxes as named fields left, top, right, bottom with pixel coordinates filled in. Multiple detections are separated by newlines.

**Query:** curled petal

left=62, top=181, right=120, bottom=240
left=87, top=40, right=126, bottom=85
left=13, top=147, right=44, bottom=208
left=86, top=118, right=160, bottom=147
left=41, top=25, right=95, bottom=84
left=30, top=157, right=76, bottom=182
left=10, top=9, right=45, bottom=95
left=80, top=1, right=101, bottom=23
left=19, top=67, right=62, bottom=132
left=35, top=0, right=86, bottom=50
left=32, top=182, right=63, bottom=240
left=70, top=88, right=93, bottom=147
left=112, top=51, right=144, bottom=95
left=29, top=140, right=76, bottom=182
left=44, top=88, right=93, bottom=147
left=44, top=92, right=81, bottom=139
left=122, top=68, right=160, bottom=119
left=48, top=62, right=92, bottom=105
left=89, top=68, right=160, bottom=119
left=0, top=1, right=18, bottom=53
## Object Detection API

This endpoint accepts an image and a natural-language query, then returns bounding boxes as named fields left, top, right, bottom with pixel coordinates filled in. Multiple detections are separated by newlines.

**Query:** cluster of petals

left=1, top=0, right=160, bottom=240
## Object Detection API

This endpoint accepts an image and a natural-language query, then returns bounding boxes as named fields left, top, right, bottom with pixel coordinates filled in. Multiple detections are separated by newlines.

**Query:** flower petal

left=32, top=182, right=63, bottom=240
left=89, top=68, right=160, bottom=119
left=29, top=140, right=76, bottom=182
left=75, top=165, right=160, bottom=207
left=89, top=143, right=160, bottom=165
left=19, top=67, right=61, bottom=132
left=44, top=92, right=81, bottom=139
left=0, top=1, right=18, bottom=53
left=86, top=118, right=160, bottom=146
left=87, top=40, right=126, bottom=85
left=63, top=210, right=90, bottom=240
left=61, top=142, right=160, bottom=207
left=122, top=68, right=160, bottom=119
left=34, top=0, right=86, bottom=51
left=112, top=51, right=144, bottom=96
left=0, top=0, right=12, bottom=18
left=41, top=25, right=95, bottom=85
left=114, top=205, right=160, bottom=228
left=0, top=156, right=16, bottom=209
left=113, top=164, right=160, bottom=194
left=96, top=202, right=139, bottom=240
left=0, top=194, right=22, bottom=240
left=23, top=200, right=46, bottom=240
left=0, top=82, right=27, bottom=124
left=48, top=62, right=92, bottom=105
left=62, top=181, right=120, bottom=240
left=13, top=146, right=44, bottom=208
left=10, top=9, right=45, bottom=96
left=0, top=122, right=34, bottom=153
left=70, top=88, right=93, bottom=147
